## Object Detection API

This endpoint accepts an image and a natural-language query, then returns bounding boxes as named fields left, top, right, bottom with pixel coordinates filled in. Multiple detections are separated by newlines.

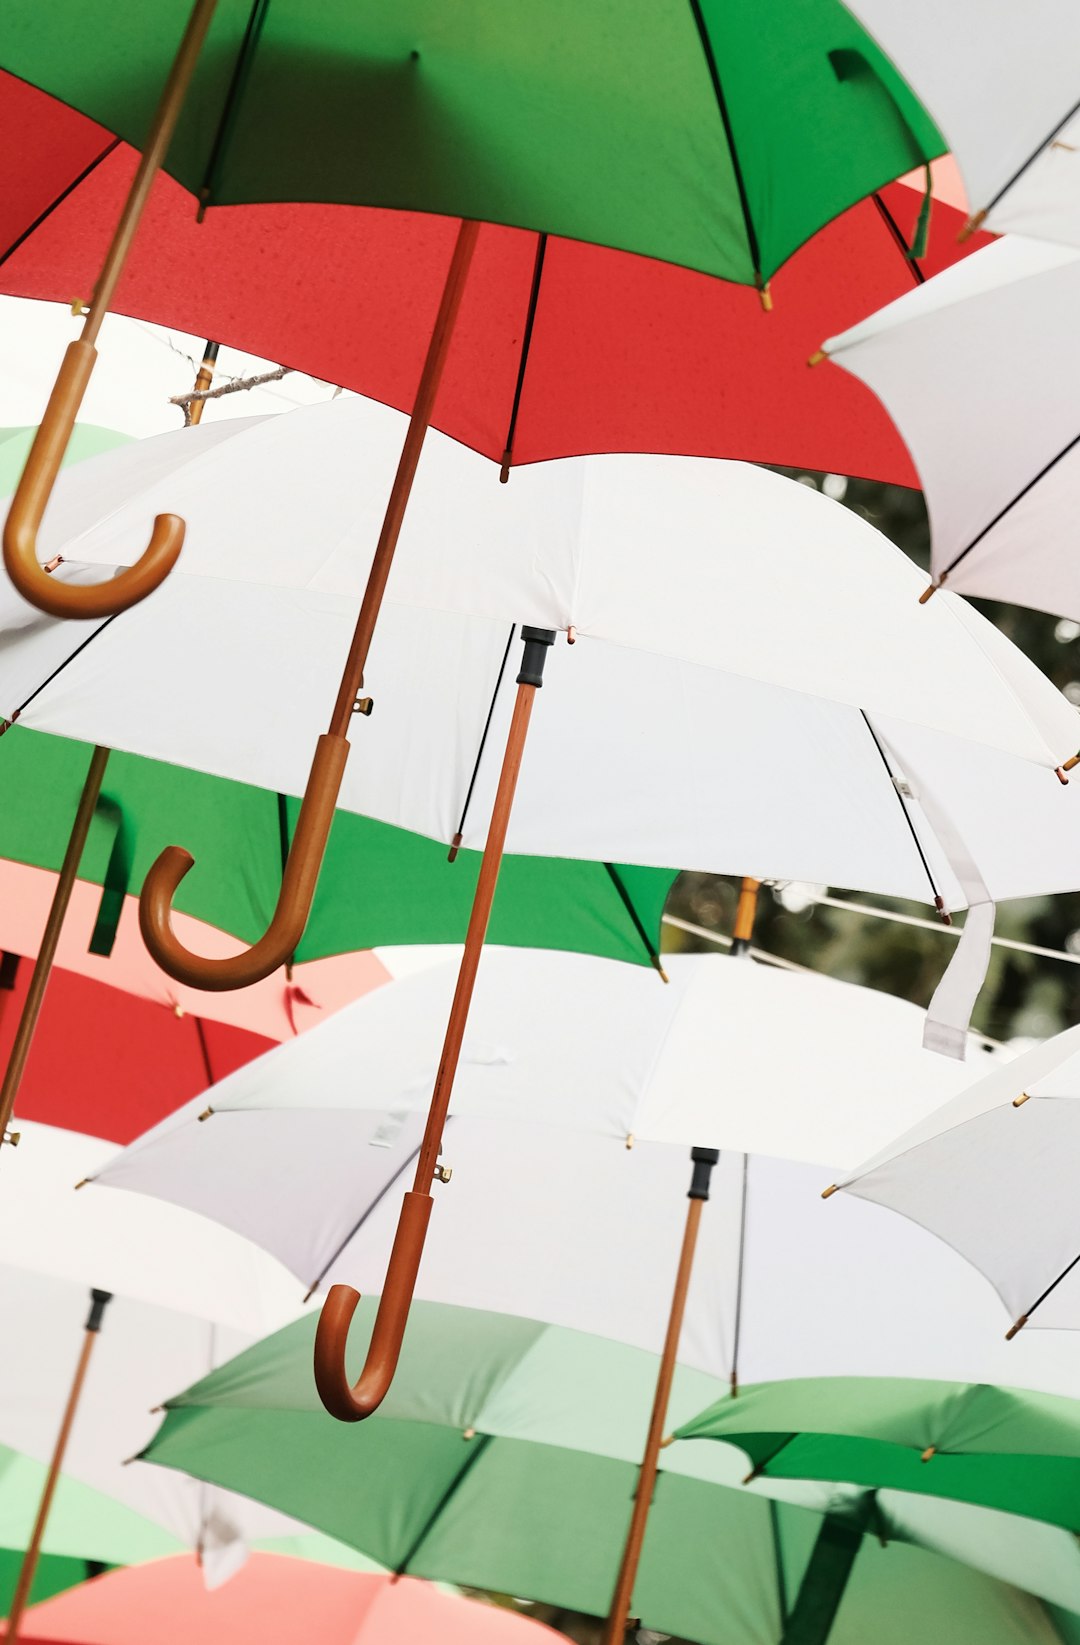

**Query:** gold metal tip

left=625, top=1132, right=635, bottom=1150
left=69, top=298, right=89, bottom=316
left=730, top=1372, right=739, bottom=1398
left=463, top=1426, right=476, bottom=1441
left=659, top=1434, right=675, bottom=1449
left=74, top=1177, right=91, bottom=1190
left=1005, top=1314, right=1029, bottom=1341
left=1063, top=754, right=1080, bottom=773
left=742, top=1466, right=761, bottom=1485
left=758, top=282, right=773, bottom=313
left=821, top=1183, right=838, bottom=1199
left=1056, top=767, right=1071, bottom=786
left=807, top=349, right=827, bottom=368
left=197, top=1106, right=214, bottom=1122
left=434, top=1162, right=453, bottom=1184
left=958, top=208, right=988, bottom=243
left=918, top=582, right=939, bottom=605
left=920, top=1445, right=936, bottom=1463
left=566, top=625, right=577, bottom=645
left=655, top=962, right=670, bottom=984
left=1013, top=1092, right=1032, bottom=1108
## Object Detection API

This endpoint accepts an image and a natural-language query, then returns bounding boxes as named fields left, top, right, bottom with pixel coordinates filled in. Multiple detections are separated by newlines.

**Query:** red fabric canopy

left=0, top=953, right=272, bottom=1143
left=0, top=74, right=990, bottom=486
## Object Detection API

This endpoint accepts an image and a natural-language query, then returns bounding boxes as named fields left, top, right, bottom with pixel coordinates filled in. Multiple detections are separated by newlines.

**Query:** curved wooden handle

left=138, top=733, right=349, bottom=991
left=314, top=1191, right=433, bottom=1422
left=4, top=341, right=184, bottom=619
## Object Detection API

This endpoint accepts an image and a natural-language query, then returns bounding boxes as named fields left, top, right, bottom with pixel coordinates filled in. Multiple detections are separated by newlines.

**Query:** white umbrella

left=819, top=235, right=1080, bottom=621
left=842, top=0, right=1080, bottom=244
left=828, top=1021, right=1080, bottom=1341
left=0, top=1121, right=317, bottom=1588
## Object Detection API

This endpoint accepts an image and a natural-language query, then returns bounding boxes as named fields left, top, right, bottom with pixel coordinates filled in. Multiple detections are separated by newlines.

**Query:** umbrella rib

left=686, top=0, right=766, bottom=291
left=981, top=92, right=1080, bottom=222
left=729, top=1151, right=749, bottom=1396
left=196, top=0, right=271, bottom=215
left=302, top=1132, right=435, bottom=1300
left=499, top=234, right=548, bottom=480
left=768, top=1498, right=789, bottom=1627
left=0, top=137, right=122, bottom=271
left=449, top=622, right=516, bottom=852
left=192, top=1016, right=215, bottom=1086
left=943, top=428, right=1080, bottom=580
left=869, top=191, right=925, bottom=285
left=603, top=863, right=668, bottom=978
left=859, top=711, right=945, bottom=913
left=393, top=1430, right=494, bottom=1576
left=1015, top=1247, right=1080, bottom=1331
left=0, top=613, right=118, bottom=732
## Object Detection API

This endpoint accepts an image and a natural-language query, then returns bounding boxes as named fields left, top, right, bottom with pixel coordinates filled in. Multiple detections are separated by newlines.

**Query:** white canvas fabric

left=0, top=1122, right=320, bottom=1579
left=834, top=1023, right=1080, bottom=1333
left=844, top=1, right=1080, bottom=244
left=822, top=236, right=1080, bottom=619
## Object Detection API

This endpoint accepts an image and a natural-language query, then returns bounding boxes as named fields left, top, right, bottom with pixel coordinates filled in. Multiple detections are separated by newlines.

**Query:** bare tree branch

left=170, top=365, right=295, bottom=425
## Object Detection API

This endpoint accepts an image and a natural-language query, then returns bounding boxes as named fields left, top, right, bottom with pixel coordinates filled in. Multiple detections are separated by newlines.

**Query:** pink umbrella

left=8, top=1555, right=563, bottom=1645
left=0, top=859, right=391, bottom=1046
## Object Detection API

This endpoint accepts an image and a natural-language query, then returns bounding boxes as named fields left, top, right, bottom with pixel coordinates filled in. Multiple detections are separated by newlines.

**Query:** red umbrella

left=0, top=73, right=989, bottom=488
left=10, top=1555, right=563, bottom=1645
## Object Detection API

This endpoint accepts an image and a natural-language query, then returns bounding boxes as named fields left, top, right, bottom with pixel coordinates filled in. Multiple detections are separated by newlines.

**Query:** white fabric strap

left=923, top=900, right=996, bottom=1060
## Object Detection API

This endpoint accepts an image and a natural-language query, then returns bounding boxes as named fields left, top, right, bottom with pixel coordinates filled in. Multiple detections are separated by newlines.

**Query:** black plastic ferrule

left=688, top=1146, right=721, bottom=1201
left=516, top=626, right=557, bottom=688
left=85, top=1289, right=114, bottom=1333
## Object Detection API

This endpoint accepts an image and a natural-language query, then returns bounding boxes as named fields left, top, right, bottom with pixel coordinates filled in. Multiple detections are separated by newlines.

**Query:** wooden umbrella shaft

left=0, top=745, right=109, bottom=1147
left=731, top=876, right=761, bottom=956
left=329, top=218, right=480, bottom=737
left=602, top=1147, right=719, bottom=1645
left=6, top=1291, right=112, bottom=1641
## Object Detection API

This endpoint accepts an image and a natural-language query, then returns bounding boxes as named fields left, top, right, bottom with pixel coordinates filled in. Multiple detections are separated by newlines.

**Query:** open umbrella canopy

left=138, top=1301, right=1080, bottom=1645
left=675, top=1376, right=1080, bottom=1532
left=12, top=1555, right=565, bottom=1645
left=0, top=1, right=944, bottom=288
left=843, top=0, right=1080, bottom=243
left=2, top=399, right=1077, bottom=920
left=829, top=1020, right=1080, bottom=1339
left=0, top=726, right=674, bottom=976
left=0, top=78, right=987, bottom=486
left=820, top=235, right=1080, bottom=620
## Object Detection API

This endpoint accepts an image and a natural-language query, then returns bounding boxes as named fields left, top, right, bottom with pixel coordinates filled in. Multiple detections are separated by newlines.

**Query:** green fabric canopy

left=675, top=1377, right=1080, bottom=1534
left=0, top=726, right=674, bottom=966
left=2, top=0, right=943, bottom=285
left=141, top=1304, right=1074, bottom=1645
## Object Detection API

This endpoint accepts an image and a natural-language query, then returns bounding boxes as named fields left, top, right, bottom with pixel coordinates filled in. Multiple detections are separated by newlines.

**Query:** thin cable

left=499, top=235, right=547, bottom=480
left=944, top=428, right=1080, bottom=580
left=604, top=863, right=668, bottom=979
left=687, top=0, right=765, bottom=293
left=302, top=1135, right=429, bottom=1300
left=870, top=190, right=925, bottom=285
left=982, top=92, right=1080, bottom=221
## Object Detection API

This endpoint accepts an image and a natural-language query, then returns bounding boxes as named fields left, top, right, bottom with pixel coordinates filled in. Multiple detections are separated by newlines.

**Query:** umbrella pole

left=185, top=341, right=220, bottom=427
left=0, top=745, right=109, bottom=1150
left=5, top=1290, right=112, bottom=1641
left=314, top=626, right=557, bottom=1421
left=601, top=1146, right=719, bottom=1645
left=730, top=876, right=761, bottom=956
left=139, top=218, right=481, bottom=990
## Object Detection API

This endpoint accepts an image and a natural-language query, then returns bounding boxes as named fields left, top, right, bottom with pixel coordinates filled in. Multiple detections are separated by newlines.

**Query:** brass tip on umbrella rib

left=197, top=1106, right=214, bottom=1122
left=1056, top=766, right=1071, bottom=786
left=1005, top=1314, right=1029, bottom=1341
left=821, top=1183, right=838, bottom=1199
left=659, top=1434, right=675, bottom=1449
left=757, top=281, right=773, bottom=313
left=730, top=1370, right=739, bottom=1398
left=933, top=895, right=952, bottom=927
left=920, top=1445, right=937, bottom=1462
left=499, top=450, right=512, bottom=483
left=625, top=1132, right=635, bottom=1150
left=463, top=1426, right=477, bottom=1441
left=74, top=1177, right=91, bottom=1190
left=958, top=208, right=988, bottom=243
left=653, top=957, right=670, bottom=984
left=918, top=582, right=939, bottom=605
left=1062, top=754, right=1080, bottom=773
left=447, top=832, right=463, bottom=863
left=1013, top=1092, right=1032, bottom=1107
left=807, top=349, right=828, bottom=368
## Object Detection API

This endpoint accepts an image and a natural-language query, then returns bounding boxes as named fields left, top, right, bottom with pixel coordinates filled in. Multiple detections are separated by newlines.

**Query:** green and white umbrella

left=140, top=1301, right=1080, bottom=1645
left=676, top=1376, right=1080, bottom=1531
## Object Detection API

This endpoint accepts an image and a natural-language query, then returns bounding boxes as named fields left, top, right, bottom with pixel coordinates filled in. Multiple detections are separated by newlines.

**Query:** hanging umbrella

left=0, top=75, right=987, bottom=489
left=841, top=0, right=1080, bottom=243
left=136, top=1301, right=1080, bottom=1645
left=12, top=1554, right=566, bottom=1645
left=675, top=1375, right=1080, bottom=1532
left=815, top=235, right=1080, bottom=620
left=825, top=1020, right=1080, bottom=1341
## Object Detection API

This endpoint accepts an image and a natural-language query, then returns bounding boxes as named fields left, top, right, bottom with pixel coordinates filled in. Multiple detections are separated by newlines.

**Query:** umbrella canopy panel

left=0, top=1, right=944, bottom=284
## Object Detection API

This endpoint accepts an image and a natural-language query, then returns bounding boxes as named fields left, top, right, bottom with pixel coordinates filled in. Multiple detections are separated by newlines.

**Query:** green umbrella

left=675, top=1377, right=1080, bottom=1534
left=141, top=1304, right=1075, bottom=1645
left=3, top=2, right=943, bottom=289
left=0, top=427, right=131, bottom=494
left=0, top=725, right=673, bottom=969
